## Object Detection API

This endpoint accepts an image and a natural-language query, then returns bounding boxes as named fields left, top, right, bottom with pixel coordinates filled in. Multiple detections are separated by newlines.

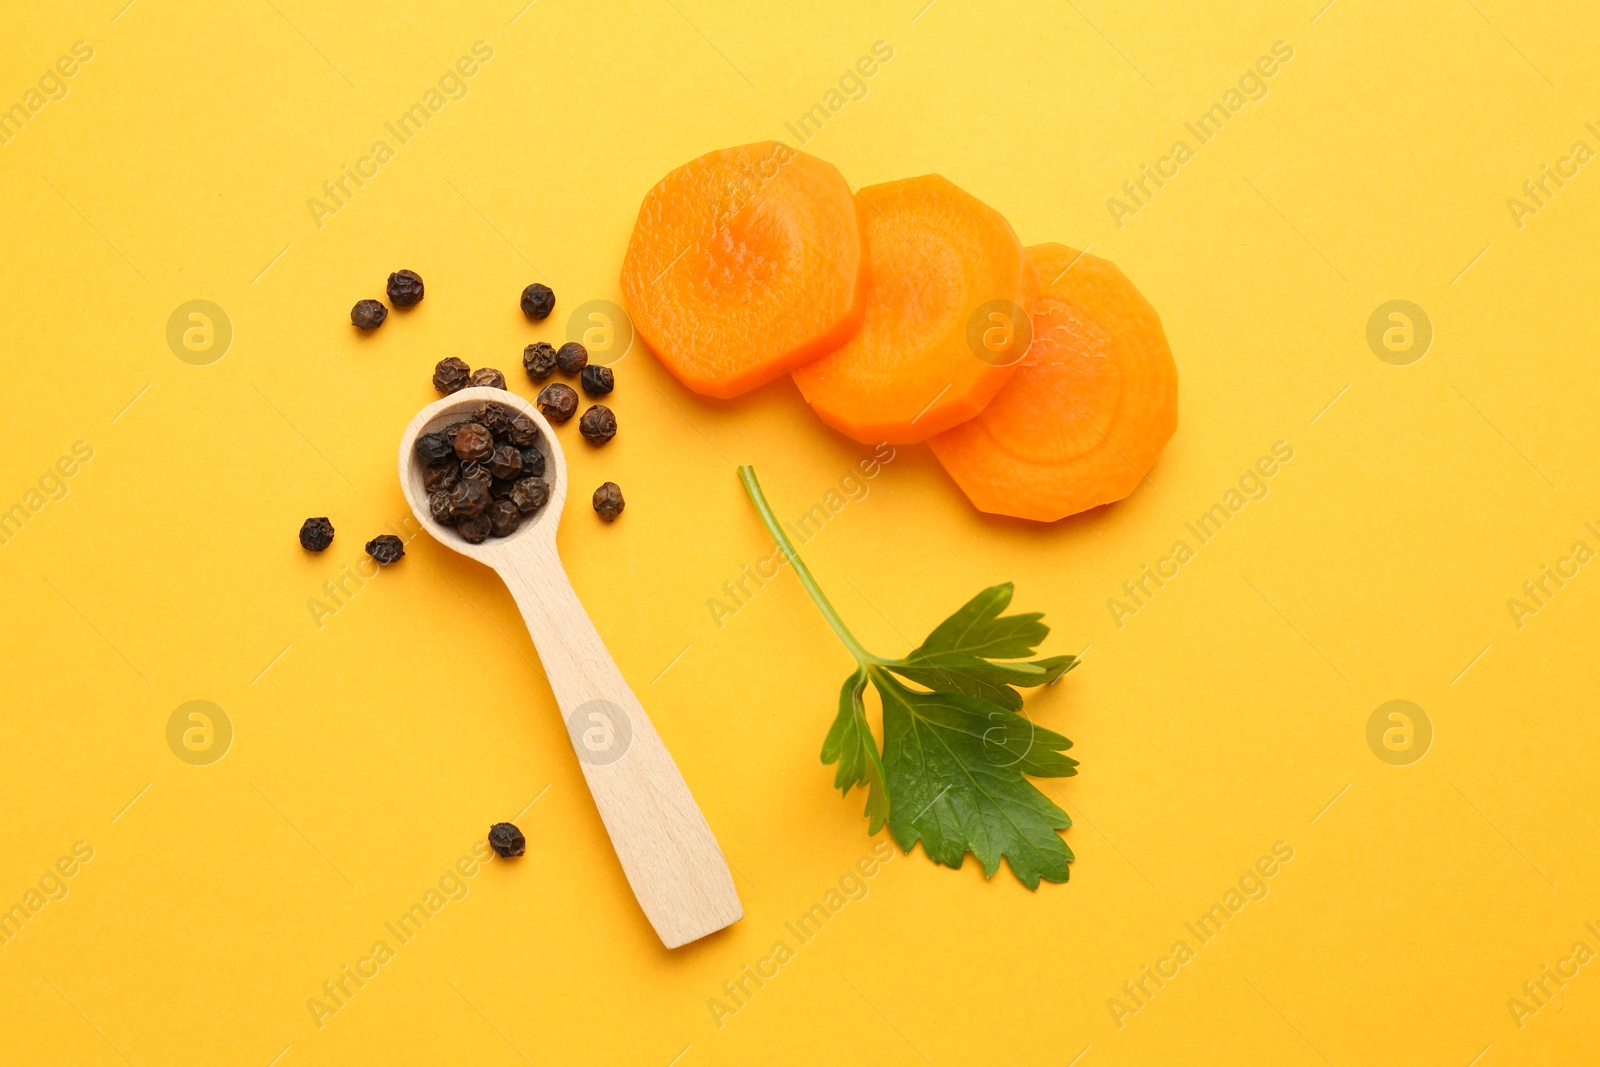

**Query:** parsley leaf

left=740, top=467, right=1079, bottom=888
left=879, top=675, right=1077, bottom=888
left=886, top=583, right=1077, bottom=711
left=821, top=667, right=890, bottom=831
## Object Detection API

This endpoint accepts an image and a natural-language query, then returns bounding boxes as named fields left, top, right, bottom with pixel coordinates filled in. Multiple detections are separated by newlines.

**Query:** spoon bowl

left=398, top=387, right=566, bottom=554
left=398, top=387, right=742, bottom=949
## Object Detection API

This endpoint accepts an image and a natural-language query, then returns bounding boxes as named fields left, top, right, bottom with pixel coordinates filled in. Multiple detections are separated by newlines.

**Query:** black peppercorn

left=537, top=383, right=579, bottom=422
left=578, top=405, right=617, bottom=445
left=473, top=402, right=512, bottom=438
left=523, top=342, right=558, bottom=381
left=299, top=517, right=334, bottom=551
left=448, top=475, right=492, bottom=520
left=593, top=482, right=625, bottom=522
left=488, top=444, right=523, bottom=481
left=468, top=367, right=507, bottom=390
left=387, top=269, right=425, bottom=307
left=506, top=413, right=540, bottom=448
left=432, top=357, right=471, bottom=394
left=510, top=477, right=548, bottom=514
left=457, top=514, right=492, bottom=543
left=422, top=462, right=460, bottom=493
left=580, top=364, right=614, bottom=396
left=351, top=299, right=387, bottom=331
left=520, top=283, right=555, bottom=321
left=453, top=423, right=494, bottom=461
left=428, top=491, right=451, bottom=524
left=488, top=822, right=526, bottom=857
left=488, top=499, right=523, bottom=537
left=519, top=446, right=545, bottom=480
left=365, top=534, right=405, bottom=564
left=556, top=342, right=588, bottom=374
left=414, top=432, right=455, bottom=466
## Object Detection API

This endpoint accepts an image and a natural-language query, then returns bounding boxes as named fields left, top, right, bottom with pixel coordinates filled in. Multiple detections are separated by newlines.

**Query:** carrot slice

left=927, top=244, right=1177, bottom=522
left=619, top=142, right=868, bottom=399
left=792, top=175, right=1036, bottom=444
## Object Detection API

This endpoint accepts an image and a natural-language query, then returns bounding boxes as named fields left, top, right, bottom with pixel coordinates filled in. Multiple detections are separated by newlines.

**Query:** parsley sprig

left=739, top=466, right=1079, bottom=888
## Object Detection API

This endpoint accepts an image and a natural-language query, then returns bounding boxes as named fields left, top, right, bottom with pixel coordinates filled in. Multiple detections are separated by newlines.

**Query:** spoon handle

left=497, top=544, right=742, bottom=948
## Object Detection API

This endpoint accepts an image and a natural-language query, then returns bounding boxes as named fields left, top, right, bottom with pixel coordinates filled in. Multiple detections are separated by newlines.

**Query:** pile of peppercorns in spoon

left=414, top=401, right=550, bottom=544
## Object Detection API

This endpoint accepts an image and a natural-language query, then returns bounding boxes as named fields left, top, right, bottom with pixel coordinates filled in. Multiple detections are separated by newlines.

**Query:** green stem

left=738, top=466, right=881, bottom=666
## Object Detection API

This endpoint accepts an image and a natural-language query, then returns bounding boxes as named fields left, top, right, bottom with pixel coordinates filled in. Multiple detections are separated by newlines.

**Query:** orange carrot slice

left=619, top=142, right=868, bottom=399
left=792, top=175, right=1036, bottom=444
left=927, top=244, right=1177, bottom=522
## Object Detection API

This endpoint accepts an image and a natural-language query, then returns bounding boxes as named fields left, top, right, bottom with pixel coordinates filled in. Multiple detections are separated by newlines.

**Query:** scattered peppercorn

left=366, top=534, right=405, bottom=564
left=417, top=402, right=551, bottom=543
left=520, top=283, right=555, bottom=321
left=433, top=357, right=471, bottom=394
left=468, top=367, right=507, bottom=390
left=299, top=517, right=335, bottom=551
left=593, top=482, right=625, bottom=522
left=578, top=405, right=617, bottom=445
left=556, top=342, right=588, bottom=374
left=537, top=382, right=579, bottom=422
left=523, top=342, right=558, bottom=381
left=488, top=499, right=524, bottom=538
left=580, top=364, right=614, bottom=396
left=488, top=444, right=523, bottom=481
left=453, top=423, right=494, bottom=461
left=351, top=299, right=387, bottom=331
left=387, top=270, right=425, bottom=307
left=510, top=476, right=548, bottom=514
left=414, top=432, right=455, bottom=466
left=488, top=822, right=526, bottom=857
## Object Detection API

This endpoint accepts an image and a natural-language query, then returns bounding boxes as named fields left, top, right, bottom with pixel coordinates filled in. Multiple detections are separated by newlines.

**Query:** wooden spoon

left=397, top=386, right=741, bottom=948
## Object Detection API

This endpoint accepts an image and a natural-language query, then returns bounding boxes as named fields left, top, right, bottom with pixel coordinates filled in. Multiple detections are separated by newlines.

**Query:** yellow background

left=3, top=0, right=1597, bottom=1063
